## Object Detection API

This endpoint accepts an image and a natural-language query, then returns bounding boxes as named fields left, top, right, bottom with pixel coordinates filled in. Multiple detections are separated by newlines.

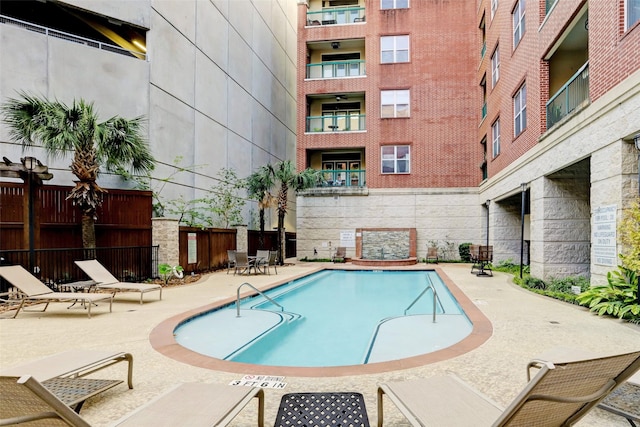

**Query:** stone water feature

left=352, top=228, right=418, bottom=266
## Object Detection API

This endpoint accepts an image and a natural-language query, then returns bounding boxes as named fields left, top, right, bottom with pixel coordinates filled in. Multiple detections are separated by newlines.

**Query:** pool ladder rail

left=403, top=275, right=443, bottom=323
left=236, top=282, right=284, bottom=317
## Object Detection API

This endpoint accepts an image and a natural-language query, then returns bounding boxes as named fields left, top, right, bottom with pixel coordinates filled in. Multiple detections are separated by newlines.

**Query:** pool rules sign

left=593, top=205, right=616, bottom=267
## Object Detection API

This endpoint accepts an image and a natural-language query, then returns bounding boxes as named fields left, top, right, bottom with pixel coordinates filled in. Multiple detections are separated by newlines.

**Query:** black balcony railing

left=0, top=246, right=159, bottom=292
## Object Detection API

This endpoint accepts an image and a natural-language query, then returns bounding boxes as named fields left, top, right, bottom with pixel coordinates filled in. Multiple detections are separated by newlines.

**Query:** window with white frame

left=381, top=35, right=409, bottom=63
left=491, top=46, right=500, bottom=87
left=492, top=118, right=500, bottom=158
left=513, top=0, right=525, bottom=48
left=491, top=0, right=498, bottom=19
left=381, top=0, right=409, bottom=10
left=627, top=0, right=640, bottom=29
left=381, top=90, right=410, bottom=118
left=381, top=145, right=410, bottom=174
left=514, top=83, right=527, bottom=137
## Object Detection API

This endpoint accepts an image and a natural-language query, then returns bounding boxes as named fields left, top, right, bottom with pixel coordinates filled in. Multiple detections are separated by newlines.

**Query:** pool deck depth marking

left=149, top=266, right=493, bottom=377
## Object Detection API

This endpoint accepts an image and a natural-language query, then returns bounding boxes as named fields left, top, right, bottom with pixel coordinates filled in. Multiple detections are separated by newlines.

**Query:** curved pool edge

left=149, top=266, right=493, bottom=377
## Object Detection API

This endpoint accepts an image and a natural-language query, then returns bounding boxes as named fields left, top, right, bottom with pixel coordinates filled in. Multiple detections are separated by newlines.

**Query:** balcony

left=318, top=169, right=366, bottom=187
left=306, top=114, right=366, bottom=133
left=306, top=7, right=365, bottom=26
left=546, top=62, right=589, bottom=129
left=306, top=60, right=365, bottom=79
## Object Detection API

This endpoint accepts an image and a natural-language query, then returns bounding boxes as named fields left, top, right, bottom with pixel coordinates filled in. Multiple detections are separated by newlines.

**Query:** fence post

left=152, top=218, right=179, bottom=267
left=234, top=224, right=248, bottom=253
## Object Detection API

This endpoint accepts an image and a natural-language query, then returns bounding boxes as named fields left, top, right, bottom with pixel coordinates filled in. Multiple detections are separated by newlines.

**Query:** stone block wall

left=152, top=218, right=179, bottom=267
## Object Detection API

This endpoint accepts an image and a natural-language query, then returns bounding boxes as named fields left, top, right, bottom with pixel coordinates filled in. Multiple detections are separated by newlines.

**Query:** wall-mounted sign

left=187, top=233, right=197, bottom=264
left=340, top=230, right=356, bottom=247
left=593, top=205, right=616, bottom=267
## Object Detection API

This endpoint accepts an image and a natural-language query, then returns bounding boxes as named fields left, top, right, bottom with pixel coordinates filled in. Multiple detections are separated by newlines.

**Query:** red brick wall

left=589, top=1, right=640, bottom=100
left=297, top=0, right=481, bottom=189
left=480, top=0, right=640, bottom=178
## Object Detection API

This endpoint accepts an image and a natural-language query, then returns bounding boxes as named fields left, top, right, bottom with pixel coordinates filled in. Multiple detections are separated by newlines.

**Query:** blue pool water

left=174, top=270, right=472, bottom=367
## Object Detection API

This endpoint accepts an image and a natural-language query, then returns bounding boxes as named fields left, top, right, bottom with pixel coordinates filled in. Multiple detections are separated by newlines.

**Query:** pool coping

left=149, top=266, right=493, bottom=377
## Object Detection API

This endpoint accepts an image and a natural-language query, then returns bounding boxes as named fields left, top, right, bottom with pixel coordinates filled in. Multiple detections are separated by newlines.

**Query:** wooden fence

left=1, top=182, right=297, bottom=276
left=0, top=182, right=152, bottom=250
left=177, top=228, right=297, bottom=273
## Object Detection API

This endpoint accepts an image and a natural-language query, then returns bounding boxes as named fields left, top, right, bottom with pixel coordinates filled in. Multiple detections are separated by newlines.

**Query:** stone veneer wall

left=152, top=218, right=179, bottom=267
left=356, top=228, right=417, bottom=260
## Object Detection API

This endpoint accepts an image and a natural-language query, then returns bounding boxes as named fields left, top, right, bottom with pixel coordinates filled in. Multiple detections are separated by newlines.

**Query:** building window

left=491, top=46, right=500, bottom=88
left=513, top=0, right=525, bottom=48
left=491, top=0, right=498, bottom=19
left=381, top=90, right=410, bottom=118
left=514, top=83, right=527, bottom=137
left=627, top=0, right=640, bottom=29
left=381, top=145, right=410, bottom=174
left=492, top=118, right=500, bottom=158
left=381, top=35, right=409, bottom=63
left=381, top=0, right=409, bottom=10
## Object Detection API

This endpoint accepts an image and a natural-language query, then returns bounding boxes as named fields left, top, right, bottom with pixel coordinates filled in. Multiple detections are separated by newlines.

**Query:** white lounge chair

left=0, top=265, right=113, bottom=318
left=75, top=260, right=162, bottom=304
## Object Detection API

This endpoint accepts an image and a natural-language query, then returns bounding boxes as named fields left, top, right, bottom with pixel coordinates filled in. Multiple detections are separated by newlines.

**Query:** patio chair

left=332, top=247, right=346, bottom=263
left=425, top=247, right=439, bottom=263
left=74, top=260, right=162, bottom=304
left=0, top=376, right=265, bottom=427
left=0, top=265, right=113, bottom=318
left=475, top=245, right=493, bottom=277
left=470, top=244, right=481, bottom=273
left=377, top=349, right=640, bottom=426
left=263, top=250, right=278, bottom=275
left=227, top=250, right=237, bottom=274
left=234, top=252, right=255, bottom=275
left=254, top=250, right=270, bottom=274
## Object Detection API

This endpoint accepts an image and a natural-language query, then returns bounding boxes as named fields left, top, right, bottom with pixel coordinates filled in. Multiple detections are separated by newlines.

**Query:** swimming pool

left=174, top=270, right=473, bottom=368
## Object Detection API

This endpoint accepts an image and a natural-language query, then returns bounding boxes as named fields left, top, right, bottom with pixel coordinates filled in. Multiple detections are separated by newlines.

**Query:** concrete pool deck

left=1, top=262, right=639, bottom=426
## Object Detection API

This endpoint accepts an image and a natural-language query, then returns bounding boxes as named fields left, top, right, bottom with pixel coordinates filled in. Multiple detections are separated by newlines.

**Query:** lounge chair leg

left=377, top=388, right=385, bottom=427
left=13, top=299, right=27, bottom=318
left=257, top=389, right=265, bottom=427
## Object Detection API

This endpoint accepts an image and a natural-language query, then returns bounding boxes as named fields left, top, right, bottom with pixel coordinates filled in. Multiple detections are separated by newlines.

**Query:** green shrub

left=576, top=266, right=639, bottom=320
left=523, top=276, right=546, bottom=289
left=458, top=243, right=472, bottom=262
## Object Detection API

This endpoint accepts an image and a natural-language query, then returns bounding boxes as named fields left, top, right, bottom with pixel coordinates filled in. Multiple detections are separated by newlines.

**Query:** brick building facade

left=296, top=0, right=640, bottom=283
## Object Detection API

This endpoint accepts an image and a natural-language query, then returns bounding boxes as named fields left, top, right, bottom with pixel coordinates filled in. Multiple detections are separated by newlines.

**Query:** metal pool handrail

left=236, top=282, right=284, bottom=317
left=404, top=275, right=440, bottom=322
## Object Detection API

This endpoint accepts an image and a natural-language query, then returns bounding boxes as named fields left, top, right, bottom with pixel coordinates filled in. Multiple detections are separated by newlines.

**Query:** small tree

left=116, top=155, right=201, bottom=217
left=619, top=197, right=640, bottom=272
left=1, top=93, right=154, bottom=249
left=619, top=197, right=640, bottom=305
left=272, top=161, right=320, bottom=265
left=204, top=167, right=245, bottom=228
left=247, top=165, right=276, bottom=248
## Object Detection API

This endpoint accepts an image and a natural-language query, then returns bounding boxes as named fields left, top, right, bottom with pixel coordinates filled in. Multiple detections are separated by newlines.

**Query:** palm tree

left=1, top=92, right=154, bottom=249
left=246, top=164, right=276, bottom=248
left=272, top=160, right=320, bottom=265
